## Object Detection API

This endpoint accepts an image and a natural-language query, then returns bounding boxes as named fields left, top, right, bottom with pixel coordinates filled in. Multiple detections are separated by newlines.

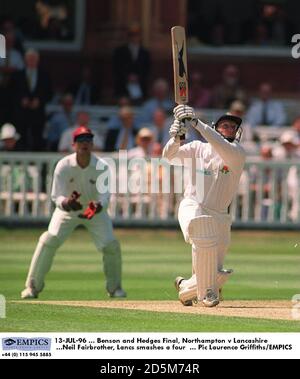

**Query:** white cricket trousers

left=25, top=207, right=122, bottom=294
left=48, top=208, right=115, bottom=248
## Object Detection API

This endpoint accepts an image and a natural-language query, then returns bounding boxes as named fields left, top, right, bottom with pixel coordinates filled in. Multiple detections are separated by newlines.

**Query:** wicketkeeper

left=163, top=105, right=246, bottom=307
left=21, top=126, right=126, bottom=299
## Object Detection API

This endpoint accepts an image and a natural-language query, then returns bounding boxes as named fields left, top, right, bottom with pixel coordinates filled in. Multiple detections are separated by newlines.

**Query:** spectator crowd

left=0, top=19, right=296, bottom=155
left=1, top=20, right=300, bottom=223
left=188, top=0, right=300, bottom=47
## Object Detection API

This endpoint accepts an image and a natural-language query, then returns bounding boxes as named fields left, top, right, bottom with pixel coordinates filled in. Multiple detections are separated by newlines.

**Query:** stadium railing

left=0, top=153, right=299, bottom=229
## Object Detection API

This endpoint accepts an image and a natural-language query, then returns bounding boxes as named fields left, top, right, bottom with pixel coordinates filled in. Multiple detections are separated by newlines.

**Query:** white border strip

left=0, top=333, right=299, bottom=359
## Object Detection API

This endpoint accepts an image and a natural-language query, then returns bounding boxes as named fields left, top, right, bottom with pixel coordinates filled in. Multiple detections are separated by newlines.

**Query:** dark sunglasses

left=74, top=135, right=93, bottom=143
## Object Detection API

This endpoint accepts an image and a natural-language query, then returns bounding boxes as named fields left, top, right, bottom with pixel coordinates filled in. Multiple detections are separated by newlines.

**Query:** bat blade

left=171, top=26, right=188, bottom=105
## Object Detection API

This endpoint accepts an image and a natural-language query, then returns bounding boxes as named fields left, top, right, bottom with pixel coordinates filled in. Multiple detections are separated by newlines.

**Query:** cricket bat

left=171, top=26, right=189, bottom=140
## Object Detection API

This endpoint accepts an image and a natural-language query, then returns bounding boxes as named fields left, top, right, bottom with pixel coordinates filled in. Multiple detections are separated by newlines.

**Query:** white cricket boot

left=175, top=268, right=233, bottom=305
left=21, top=287, right=39, bottom=299
left=174, top=277, right=195, bottom=306
left=174, top=276, right=185, bottom=292
left=202, top=289, right=219, bottom=308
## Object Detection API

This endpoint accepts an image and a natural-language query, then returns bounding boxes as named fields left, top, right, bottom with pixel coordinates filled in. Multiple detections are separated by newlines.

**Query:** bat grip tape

left=180, top=117, right=191, bottom=140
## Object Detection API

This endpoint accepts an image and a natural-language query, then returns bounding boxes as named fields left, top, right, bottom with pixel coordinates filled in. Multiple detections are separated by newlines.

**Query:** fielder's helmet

left=213, top=113, right=243, bottom=142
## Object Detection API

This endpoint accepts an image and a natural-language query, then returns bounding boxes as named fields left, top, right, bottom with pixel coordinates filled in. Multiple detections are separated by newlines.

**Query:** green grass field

left=0, top=228, right=299, bottom=332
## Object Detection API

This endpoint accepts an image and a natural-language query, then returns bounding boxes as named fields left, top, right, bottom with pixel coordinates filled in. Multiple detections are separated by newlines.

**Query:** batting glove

left=173, top=104, right=196, bottom=122
left=169, top=119, right=187, bottom=138
left=78, top=201, right=103, bottom=220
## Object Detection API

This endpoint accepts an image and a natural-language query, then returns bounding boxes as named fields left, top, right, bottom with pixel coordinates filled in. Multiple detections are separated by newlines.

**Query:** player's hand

left=169, top=119, right=187, bottom=138
left=78, top=201, right=102, bottom=220
left=173, top=104, right=196, bottom=122
left=62, top=191, right=83, bottom=212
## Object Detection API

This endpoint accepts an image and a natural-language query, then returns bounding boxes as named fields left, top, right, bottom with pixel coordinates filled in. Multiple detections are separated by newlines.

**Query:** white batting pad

left=188, top=216, right=218, bottom=301
left=194, top=245, right=218, bottom=301
left=188, top=215, right=218, bottom=244
left=216, top=221, right=231, bottom=270
left=217, top=269, right=233, bottom=288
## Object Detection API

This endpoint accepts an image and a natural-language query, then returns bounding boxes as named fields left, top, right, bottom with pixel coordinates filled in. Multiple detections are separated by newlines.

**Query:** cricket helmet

left=212, top=113, right=243, bottom=142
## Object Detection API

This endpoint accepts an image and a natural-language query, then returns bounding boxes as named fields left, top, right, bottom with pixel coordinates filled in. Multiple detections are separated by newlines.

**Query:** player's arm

left=193, top=119, right=245, bottom=170
left=51, top=162, right=82, bottom=211
left=51, top=162, right=68, bottom=209
left=162, top=120, right=194, bottom=163
left=174, top=105, right=246, bottom=171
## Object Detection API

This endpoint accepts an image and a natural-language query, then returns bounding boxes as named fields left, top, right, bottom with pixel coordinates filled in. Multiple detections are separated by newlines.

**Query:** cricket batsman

left=21, top=126, right=126, bottom=299
left=163, top=105, right=246, bottom=307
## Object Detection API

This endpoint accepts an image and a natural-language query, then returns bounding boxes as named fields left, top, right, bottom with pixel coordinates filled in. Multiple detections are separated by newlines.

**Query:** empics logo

left=0, top=34, right=6, bottom=58
left=3, top=338, right=16, bottom=346
left=2, top=337, right=51, bottom=351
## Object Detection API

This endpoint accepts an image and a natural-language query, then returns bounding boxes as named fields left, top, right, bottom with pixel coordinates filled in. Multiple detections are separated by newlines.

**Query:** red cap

left=72, top=126, right=94, bottom=142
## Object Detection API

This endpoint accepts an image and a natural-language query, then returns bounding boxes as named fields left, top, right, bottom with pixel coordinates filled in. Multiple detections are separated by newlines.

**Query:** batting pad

left=188, top=216, right=218, bottom=301
left=217, top=270, right=233, bottom=288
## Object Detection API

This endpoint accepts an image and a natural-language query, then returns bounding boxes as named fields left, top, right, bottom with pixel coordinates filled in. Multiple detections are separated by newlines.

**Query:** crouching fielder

left=163, top=105, right=245, bottom=307
left=21, top=126, right=126, bottom=299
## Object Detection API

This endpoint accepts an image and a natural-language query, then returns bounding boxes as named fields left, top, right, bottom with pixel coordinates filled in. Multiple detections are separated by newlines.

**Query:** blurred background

left=1, top=0, right=300, bottom=229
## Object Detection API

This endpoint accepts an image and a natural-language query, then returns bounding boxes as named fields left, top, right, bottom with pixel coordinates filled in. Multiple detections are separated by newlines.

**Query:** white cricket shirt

left=51, top=153, right=110, bottom=211
left=163, top=121, right=246, bottom=214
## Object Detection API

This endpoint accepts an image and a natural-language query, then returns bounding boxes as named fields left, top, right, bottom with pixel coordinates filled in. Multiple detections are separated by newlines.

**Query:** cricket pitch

left=17, top=300, right=296, bottom=321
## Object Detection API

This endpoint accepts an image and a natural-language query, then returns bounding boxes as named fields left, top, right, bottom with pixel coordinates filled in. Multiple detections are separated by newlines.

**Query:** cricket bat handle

left=180, top=124, right=186, bottom=140
left=179, top=105, right=189, bottom=141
